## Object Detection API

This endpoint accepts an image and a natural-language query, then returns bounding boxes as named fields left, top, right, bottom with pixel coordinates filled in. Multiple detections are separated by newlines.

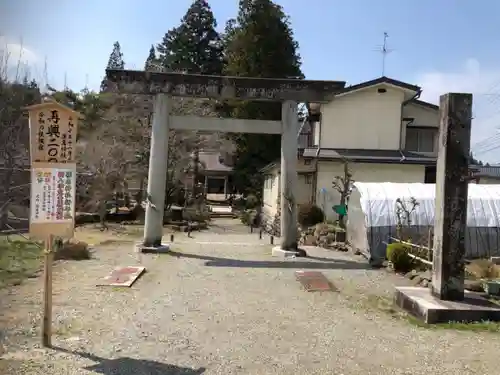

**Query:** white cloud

left=415, top=58, right=500, bottom=163
left=0, top=36, right=40, bottom=82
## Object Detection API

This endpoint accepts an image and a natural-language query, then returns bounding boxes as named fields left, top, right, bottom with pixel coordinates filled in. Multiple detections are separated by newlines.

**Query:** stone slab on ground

left=136, top=243, right=171, bottom=254
left=271, top=246, right=299, bottom=258
left=295, top=270, right=336, bottom=292
left=395, top=286, right=500, bottom=324
left=96, top=266, right=146, bottom=287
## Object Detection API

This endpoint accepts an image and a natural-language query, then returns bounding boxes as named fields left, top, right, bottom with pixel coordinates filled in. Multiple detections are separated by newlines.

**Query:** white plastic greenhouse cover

left=352, top=182, right=500, bottom=228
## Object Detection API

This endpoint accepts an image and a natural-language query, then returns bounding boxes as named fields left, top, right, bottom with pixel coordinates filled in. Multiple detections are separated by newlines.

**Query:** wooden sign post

left=26, top=100, right=80, bottom=347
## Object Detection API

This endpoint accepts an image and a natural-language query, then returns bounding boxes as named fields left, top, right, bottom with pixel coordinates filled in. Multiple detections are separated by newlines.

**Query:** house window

left=304, top=159, right=311, bottom=165
left=304, top=174, right=313, bottom=185
left=406, top=127, right=437, bottom=153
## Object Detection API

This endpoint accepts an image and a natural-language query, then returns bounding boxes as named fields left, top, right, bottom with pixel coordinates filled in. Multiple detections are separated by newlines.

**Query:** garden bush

left=245, top=194, right=259, bottom=209
left=240, top=209, right=257, bottom=225
left=386, top=242, right=413, bottom=272
left=298, top=204, right=325, bottom=227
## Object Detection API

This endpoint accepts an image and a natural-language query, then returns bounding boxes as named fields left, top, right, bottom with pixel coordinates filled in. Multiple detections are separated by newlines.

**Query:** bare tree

left=77, top=127, right=133, bottom=229
left=332, top=160, right=354, bottom=228
left=0, top=46, right=39, bottom=229
left=395, top=197, right=419, bottom=241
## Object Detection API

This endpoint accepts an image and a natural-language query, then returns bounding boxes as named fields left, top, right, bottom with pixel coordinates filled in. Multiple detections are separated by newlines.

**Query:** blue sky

left=3, top=0, right=500, bottom=161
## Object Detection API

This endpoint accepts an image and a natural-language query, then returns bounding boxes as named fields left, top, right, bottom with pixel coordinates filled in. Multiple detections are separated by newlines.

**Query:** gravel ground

left=2, top=219, right=500, bottom=374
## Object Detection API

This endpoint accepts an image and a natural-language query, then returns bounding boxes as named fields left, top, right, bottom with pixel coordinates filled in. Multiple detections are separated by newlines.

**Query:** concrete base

left=272, top=246, right=301, bottom=258
left=136, top=243, right=171, bottom=254
left=394, top=286, right=500, bottom=324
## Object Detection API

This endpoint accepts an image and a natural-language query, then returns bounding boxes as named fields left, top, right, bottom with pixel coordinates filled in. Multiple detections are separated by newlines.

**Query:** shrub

left=386, top=242, right=413, bottom=272
left=298, top=204, right=325, bottom=228
left=241, top=209, right=257, bottom=225
left=245, top=194, right=259, bottom=209
left=182, top=208, right=210, bottom=222
left=55, top=239, right=91, bottom=260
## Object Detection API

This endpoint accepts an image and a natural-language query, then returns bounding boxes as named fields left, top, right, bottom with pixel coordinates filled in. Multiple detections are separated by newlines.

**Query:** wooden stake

left=42, top=234, right=54, bottom=347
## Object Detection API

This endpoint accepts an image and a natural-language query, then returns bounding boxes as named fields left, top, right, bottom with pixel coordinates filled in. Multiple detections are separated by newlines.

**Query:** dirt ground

left=1, top=219, right=500, bottom=375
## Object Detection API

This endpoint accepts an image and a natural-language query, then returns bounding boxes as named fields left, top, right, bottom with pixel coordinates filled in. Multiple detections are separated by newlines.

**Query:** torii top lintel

left=105, top=69, right=346, bottom=103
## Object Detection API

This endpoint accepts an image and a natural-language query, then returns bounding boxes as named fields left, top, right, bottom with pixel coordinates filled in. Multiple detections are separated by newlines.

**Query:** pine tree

left=156, top=0, right=224, bottom=75
left=144, top=45, right=157, bottom=71
left=221, top=0, right=304, bottom=195
left=101, top=41, right=125, bottom=92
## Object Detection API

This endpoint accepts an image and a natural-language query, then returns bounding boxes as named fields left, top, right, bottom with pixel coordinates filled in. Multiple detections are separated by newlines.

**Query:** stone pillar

left=143, top=94, right=171, bottom=247
left=431, top=93, right=473, bottom=301
left=280, top=100, right=299, bottom=250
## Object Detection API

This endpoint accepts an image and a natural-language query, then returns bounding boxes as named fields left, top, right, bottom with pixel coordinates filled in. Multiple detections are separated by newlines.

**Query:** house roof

left=471, top=165, right=500, bottom=179
left=260, top=162, right=279, bottom=173
left=306, top=78, right=435, bottom=116
left=302, top=148, right=436, bottom=165
left=412, top=99, right=439, bottom=110
left=198, top=151, right=233, bottom=173
left=340, top=76, right=421, bottom=96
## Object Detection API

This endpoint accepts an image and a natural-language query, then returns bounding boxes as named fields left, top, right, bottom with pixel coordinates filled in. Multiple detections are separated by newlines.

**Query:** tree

left=101, top=41, right=125, bottom=92
left=332, top=160, right=354, bottom=228
left=221, top=0, right=303, bottom=195
left=144, top=45, right=157, bottom=71
left=156, top=0, right=224, bottom=75
left=0, top=50, right=41, bottom=229
left=468, top=152, right=483, bottom=166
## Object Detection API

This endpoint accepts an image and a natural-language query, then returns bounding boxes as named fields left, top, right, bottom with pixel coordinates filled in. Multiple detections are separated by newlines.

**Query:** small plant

left=54, top=239, right=91, bottom=260
left=395, top=197, right=419, bottom=240
left=245, top=194, right=259, bottom=209
left=386, top=242, right=413, bottom=272
left=240, top=209, right=257, bottom=226
left=332, top=160, right=354, bottom=228
left=298, top=204, right=325, bottom=228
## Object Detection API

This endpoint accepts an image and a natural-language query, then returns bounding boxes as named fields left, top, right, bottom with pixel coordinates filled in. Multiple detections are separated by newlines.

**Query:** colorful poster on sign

left=27, top=101, right=79, bottom=164
left=31, top=164, right=77, bottom=224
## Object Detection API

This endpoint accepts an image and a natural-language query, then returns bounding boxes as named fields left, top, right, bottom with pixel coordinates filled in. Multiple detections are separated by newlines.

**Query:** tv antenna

left=375, top=32, right=393, bottom=76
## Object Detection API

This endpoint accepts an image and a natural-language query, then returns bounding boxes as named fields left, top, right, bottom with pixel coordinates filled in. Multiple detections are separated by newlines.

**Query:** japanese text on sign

left=31, top=166, right=76, bottom=223
left=30, top=104, right=78, bottom=163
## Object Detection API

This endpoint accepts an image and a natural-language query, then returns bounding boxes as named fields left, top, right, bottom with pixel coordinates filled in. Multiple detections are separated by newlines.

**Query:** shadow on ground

left=53, top=347, right=205, bottom=374
left=166, top=250, right=372, bottom=270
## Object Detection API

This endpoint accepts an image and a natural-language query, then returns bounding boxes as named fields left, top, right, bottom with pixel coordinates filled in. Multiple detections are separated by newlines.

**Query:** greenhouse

left=346, top=182, right=500, bottom=265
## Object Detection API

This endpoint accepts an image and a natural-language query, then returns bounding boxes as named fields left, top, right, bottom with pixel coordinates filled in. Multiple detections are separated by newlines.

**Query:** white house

left=261, top=76, right=441, bottom=223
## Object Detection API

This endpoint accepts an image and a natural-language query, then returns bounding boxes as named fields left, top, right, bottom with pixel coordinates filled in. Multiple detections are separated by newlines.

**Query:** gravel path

left=2, top=219, right=500, bottom=374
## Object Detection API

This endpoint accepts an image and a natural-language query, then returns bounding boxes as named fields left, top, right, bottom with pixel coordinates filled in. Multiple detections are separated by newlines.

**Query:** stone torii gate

left=105, top=69, right=345, bottom=253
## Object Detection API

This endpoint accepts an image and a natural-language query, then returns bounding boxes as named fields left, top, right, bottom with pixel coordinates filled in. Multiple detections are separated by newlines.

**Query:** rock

left=464, top=279, right=484, bottom=292
left=405, top=270, right=419, bottom=280
left=303, top=235, right=317, bottom=246
left=420, top=270, right=432, bottom=281
left=411, top=275, right=423, bottom=286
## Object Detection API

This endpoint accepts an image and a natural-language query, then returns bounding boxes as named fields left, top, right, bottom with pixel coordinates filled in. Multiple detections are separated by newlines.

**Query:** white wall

left=263, top=172, right=280, bottom=217
left=477, top=177, right=500, bottom=185
left=320, top=85, right=405, bottom=150
left=262, top=166, right=315, bottom=219
left=401, top=102, right=439, bottom=153
left=402, top=102, right=439, bottom=126
left=316, top=161, right=426, bottom=220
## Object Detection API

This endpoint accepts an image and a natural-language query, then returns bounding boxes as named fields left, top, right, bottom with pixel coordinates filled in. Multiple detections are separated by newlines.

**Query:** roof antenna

left=375, top=32, right=393, bottom=77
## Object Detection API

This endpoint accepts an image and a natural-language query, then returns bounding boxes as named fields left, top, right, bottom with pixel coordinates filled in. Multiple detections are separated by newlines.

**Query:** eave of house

left=302, top=148, right=436, bottom=165
left=333, top=76, right=421, bottom=100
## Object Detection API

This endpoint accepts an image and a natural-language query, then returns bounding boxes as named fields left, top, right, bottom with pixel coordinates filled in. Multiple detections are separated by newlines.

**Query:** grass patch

left=0, top=236, right=43, bottom=288
left=363, top=294, right=500, bottom=333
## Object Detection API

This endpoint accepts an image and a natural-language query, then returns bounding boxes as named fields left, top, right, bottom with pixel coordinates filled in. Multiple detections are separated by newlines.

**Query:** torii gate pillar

left=142, top=94, right=171, bottom=249
left=279, top=100, right=299, bottom=251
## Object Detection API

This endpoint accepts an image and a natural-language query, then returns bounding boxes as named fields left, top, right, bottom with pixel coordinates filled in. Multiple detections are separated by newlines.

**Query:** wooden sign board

left=29, top=162, right=77, bottom=240
left=26, top=100, right=80, bottom=164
